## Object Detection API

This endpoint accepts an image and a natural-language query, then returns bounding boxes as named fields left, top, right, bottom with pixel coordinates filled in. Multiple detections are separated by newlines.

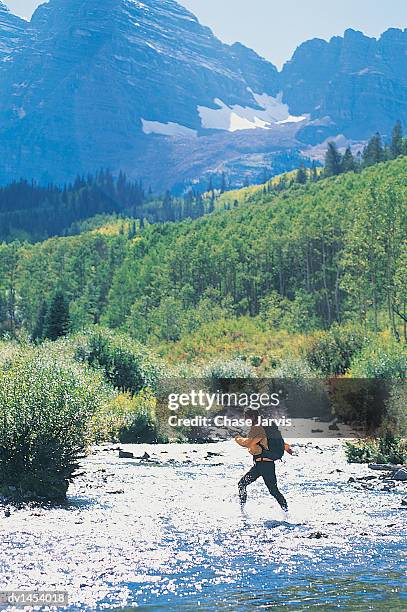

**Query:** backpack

left=258, top=425, right=285, bottom=461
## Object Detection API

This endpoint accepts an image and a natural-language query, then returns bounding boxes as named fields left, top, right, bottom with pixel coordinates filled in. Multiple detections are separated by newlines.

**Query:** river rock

left=136, top=452, right=151, bottom=460
left=368, top=464, right=405, bottom=471
left=308, top=532, right=328, bottom=539
left=393, top=468, right=407, bottom=481
left=118, top=450, right=134, bottom=459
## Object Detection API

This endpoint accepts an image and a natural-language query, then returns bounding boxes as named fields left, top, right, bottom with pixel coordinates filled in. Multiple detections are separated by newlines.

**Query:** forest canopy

left=0, top=156, right=406, bottom=346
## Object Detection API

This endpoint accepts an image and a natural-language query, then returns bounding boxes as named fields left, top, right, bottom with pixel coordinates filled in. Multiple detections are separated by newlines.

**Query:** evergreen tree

left=128, top=221, right=137, bottom=239
left=195, top=193, right=205, bottom=217
left=324, top=142, right=342, bottom=177
left=390, top=120, right=403, bottom=159
left=207, top=192, right=215, bottom=214
left=32, top=301, right=48, bottom=341
left=341, top=147, right=356, bottom=173
left=44, top=291, right=70, bottom=341
left=296, top=164, right=308, bottom=184
left=362, top=133, right=385, bottom=167
left=220, top=172, right=227, bottom=194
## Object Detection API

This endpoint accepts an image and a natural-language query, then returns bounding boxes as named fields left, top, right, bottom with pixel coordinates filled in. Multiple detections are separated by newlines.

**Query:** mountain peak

left=0, top=1, right=404, bottom=189
left=343, top=28, right=369, bottom=39
left=0, top=0, right=282, bottom=184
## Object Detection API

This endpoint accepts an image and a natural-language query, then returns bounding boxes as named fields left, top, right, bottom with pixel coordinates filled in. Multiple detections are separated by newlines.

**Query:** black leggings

left=238, top=461, right=288, bottom=509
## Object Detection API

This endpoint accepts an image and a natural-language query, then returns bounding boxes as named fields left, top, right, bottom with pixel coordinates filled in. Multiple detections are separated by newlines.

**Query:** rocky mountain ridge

left=0, top=0, right=405, bottom=190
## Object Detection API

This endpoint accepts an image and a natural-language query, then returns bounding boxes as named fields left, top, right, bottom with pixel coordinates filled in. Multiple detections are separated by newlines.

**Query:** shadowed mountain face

left=282, top=28, right=407, bottom=144
left=0, top=2, right=26, bottom=62
left=0, top=0, right=405, bottom=189
left=0, top=0, right=283, bottom=186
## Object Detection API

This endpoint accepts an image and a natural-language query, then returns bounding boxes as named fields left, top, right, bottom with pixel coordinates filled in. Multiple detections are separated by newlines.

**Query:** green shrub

left=345, top=439, right=379, bottom=463
left=345, top=436, right=407, bottom=464
left=331, top=378, right=387, bottom=431
left=202, top=358, right=256, bottom=380
left=272, top=357, right=320, bottom=381
left=0, top=341, right=25, bottom=371
left=271, top=357, right=329, bottom=418
left=385, top=382, right=407, bottom=437
left=0, top=350, right=104, bottom=500
left=260, top=290, right=319, bottom=333
left=91, top=390, right=166, bottom=444
left=74, top=327, right=161, bottom=394
left=303, top=325, right=367, bottom=376
left=350, top=337, right=407, bottom=379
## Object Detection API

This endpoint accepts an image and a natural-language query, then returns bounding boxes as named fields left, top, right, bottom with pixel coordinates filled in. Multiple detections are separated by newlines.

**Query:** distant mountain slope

left=0, top=1, right=405, bottom=190
left=0, top=2, right=26, bottom=64
left=0, top=0, right=293, bottom=186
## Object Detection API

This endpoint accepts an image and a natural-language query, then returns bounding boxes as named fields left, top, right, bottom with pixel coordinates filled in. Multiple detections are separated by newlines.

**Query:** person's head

left=245, top=409, right=259, bottom=424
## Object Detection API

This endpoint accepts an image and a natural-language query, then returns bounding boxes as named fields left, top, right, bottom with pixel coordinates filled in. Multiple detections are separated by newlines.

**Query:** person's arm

left=284, top=443, right=294, bottom=455
left=235, top=435, right=252, bottom=448
left=235, top=426, right=265, bottom=453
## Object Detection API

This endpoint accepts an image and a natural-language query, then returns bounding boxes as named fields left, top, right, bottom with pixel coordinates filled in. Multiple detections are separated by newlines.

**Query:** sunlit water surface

left=0, top=440, right=406, bottom=610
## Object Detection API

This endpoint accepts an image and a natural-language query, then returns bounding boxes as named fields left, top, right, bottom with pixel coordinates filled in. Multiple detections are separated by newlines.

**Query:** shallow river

left=0, top=440, right=406, bottom=610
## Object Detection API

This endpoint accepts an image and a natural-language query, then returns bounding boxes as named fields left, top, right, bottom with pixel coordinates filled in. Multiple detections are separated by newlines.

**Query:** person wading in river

left=235, top=410, right=292, bottom=512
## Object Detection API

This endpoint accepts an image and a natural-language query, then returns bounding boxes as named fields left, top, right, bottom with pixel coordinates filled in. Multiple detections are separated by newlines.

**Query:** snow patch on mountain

left=142, top=119, right=197, bottom=138
left=129, top=1, right=149, bottom=11
left=198, top=91, right=307, bottom=132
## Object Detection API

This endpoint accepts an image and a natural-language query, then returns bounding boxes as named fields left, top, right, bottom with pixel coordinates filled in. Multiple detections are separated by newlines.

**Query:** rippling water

left=1, top=440, right=406, bottom=610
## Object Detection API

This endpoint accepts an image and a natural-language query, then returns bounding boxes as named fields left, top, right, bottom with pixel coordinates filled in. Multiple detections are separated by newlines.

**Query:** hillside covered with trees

left=0, top=155, right=406, bottom=351
left=0, top=121, right=405, bottom=244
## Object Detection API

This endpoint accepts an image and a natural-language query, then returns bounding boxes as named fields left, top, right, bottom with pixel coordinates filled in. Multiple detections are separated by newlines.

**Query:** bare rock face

left=0, top=0, right=282, bottom=186
left=0, top=2, right=405, bottom=189
left=0, top=2, right=26, bottom=62
left=281, top=28, right=407, bottom=144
